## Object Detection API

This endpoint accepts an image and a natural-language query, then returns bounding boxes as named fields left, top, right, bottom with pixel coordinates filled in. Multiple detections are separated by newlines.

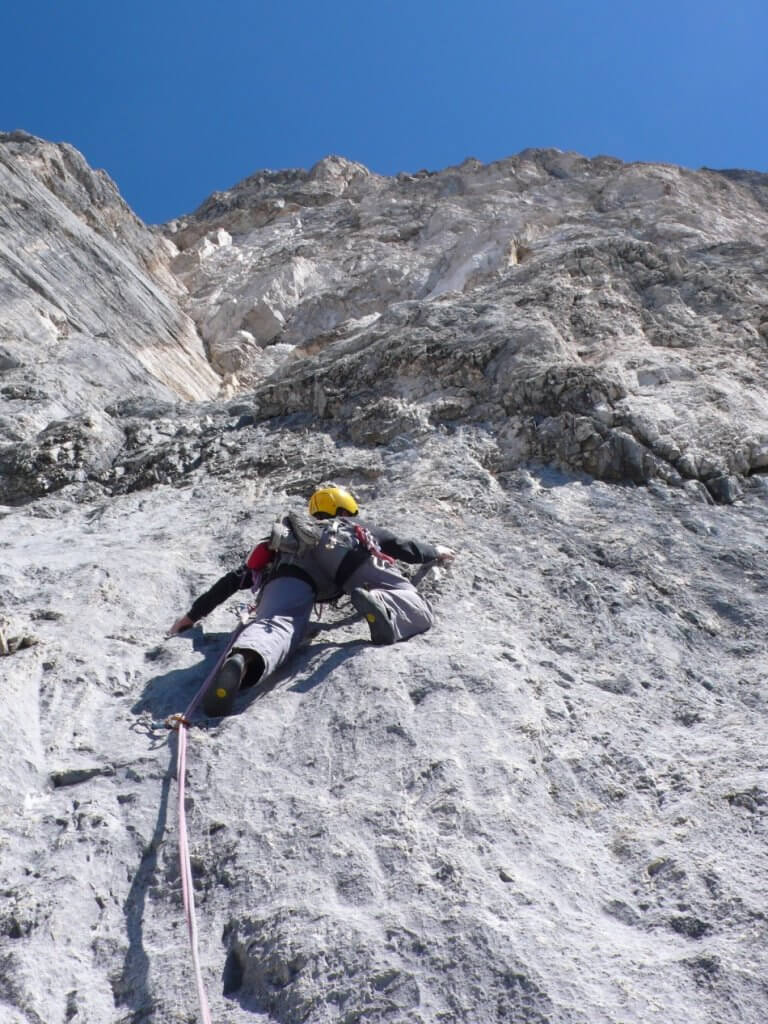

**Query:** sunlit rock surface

left=0, top=137, right=767, bottom=1024
left=0, top=132, right=219, bottom=449
left=168, top=150, right=768, bottom=502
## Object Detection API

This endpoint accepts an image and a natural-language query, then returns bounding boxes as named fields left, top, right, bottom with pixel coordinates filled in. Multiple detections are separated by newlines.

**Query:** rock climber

left=168, top=485, right=455, bottom=715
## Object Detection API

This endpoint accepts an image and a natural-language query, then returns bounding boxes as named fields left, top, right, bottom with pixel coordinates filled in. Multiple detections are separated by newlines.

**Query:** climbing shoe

left=202, top=653, right=246, bottom=717
left=350, top=588, right=397, bottom=645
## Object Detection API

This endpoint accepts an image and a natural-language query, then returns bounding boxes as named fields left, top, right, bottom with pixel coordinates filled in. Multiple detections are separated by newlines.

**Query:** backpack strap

left=334, top=525, right=396, bottom=587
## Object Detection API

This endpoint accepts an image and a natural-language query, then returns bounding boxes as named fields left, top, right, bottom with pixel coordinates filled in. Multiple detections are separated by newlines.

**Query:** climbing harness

left=166, top=622, right=245, bottom=1023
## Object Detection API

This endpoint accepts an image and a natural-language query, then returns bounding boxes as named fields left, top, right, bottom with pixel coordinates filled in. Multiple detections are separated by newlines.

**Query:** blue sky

left=1, top=0, right=765, bottom=224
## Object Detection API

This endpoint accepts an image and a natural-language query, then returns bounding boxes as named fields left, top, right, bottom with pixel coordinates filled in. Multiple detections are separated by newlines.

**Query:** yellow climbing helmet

left=308, top=485, right=359, bottom=519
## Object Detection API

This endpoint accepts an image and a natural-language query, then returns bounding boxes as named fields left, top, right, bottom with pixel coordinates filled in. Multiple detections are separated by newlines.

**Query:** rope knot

left=165, top=712, right=192, bottom=730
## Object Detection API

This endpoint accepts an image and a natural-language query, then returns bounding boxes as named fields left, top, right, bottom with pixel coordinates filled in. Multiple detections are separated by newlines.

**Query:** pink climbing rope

left=176, top=721, right=212, bottom=1024
left=169, top=625, right=244, bottom=1024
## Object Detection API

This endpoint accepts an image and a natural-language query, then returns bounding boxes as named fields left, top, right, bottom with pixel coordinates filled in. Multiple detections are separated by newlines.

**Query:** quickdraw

left=354, top=524, right=396, bottom=565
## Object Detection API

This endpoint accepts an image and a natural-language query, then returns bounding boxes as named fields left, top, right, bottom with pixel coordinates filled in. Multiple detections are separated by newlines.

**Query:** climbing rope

left=175, top=717, right=212, bottom=1024
left=167, top=624, right=245, bottom=1023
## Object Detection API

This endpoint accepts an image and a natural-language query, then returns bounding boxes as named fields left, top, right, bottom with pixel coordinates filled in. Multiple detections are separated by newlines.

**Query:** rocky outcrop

left=0, top=132, right=219, bottom=451
left=2, top=139, right=767, bottom=504
left=161, top=150, right=768, bottom=503
left=0, top=410, right=124, bottom=505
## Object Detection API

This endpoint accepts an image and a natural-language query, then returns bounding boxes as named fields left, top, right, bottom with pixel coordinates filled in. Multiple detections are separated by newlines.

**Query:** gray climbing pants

left=234, top=561, right=433, bottom=679
left=343, top=559, right=433, bottom=643
left=234, top=576, right=314, bottom=678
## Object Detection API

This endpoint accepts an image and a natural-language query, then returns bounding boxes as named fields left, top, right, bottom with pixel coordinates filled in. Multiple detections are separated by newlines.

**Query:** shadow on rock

left=137, top=612, right=367, bottom=723
left=113, top=746, right=176, bottom=1019
left=132, top=627, right=236, bottom=721
left=529, top=464, right=594, bottom=489
left=232, top=639, right=365, bottom=717
left=288, top=639, right=366, bottom=694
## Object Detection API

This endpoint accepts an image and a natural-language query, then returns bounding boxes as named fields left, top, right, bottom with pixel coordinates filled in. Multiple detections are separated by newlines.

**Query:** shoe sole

left=202, top=658, right=243, bottom=717
left=350, top=589, right=396, bottom=645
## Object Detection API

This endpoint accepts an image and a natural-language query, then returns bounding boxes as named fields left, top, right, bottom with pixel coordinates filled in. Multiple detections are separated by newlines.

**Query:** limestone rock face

left=0, top=140, right=767, bottom=1024
left=0, top=131, right=219, bottom=452
left=168, top=149, right=768, bottom=501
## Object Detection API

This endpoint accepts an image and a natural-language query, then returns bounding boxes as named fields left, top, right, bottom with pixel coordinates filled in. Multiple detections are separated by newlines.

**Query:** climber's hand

left=167, top=615, right=195, bottom=637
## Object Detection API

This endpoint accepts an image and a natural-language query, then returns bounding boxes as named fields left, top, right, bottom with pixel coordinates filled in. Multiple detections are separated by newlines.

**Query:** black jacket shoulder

left=361, top=521, right=439, bottom=564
